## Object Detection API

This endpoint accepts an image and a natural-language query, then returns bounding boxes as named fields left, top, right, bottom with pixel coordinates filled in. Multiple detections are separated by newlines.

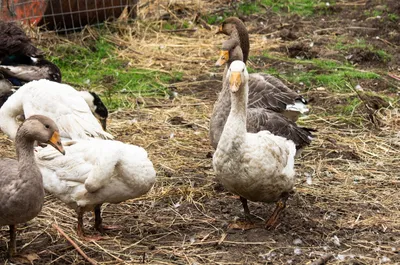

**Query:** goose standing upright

left=215, top=16, right=309, bottom=121
left=213, top=60, right=297, bottom=228
left=210, top=17, right=313, bottom=151
left=0, top=115, right=64, bottom=256
left=35, top=138, right=156, bottom=238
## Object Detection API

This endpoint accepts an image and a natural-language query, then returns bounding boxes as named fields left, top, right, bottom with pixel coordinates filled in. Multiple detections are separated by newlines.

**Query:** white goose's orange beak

left=215, top=50, right=229, bottom=66
left=47, top=131, right=65, bottom=155
left=229, top=72, right=241, bottom=92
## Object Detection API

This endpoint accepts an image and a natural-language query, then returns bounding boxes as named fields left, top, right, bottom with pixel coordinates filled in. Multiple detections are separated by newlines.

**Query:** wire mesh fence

left=0, top=0, right=139, bottom=32
left=0, top=0, right=221, bottom=33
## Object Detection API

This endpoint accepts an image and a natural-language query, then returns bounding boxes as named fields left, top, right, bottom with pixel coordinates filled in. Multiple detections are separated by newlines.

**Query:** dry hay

left=1, top=5, right=400, bottom=265
left=137, top=0, right=229, bottom=21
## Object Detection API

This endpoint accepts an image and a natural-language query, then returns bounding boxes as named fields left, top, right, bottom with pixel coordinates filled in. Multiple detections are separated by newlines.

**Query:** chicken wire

left=0, top=0, right=138, bottom=32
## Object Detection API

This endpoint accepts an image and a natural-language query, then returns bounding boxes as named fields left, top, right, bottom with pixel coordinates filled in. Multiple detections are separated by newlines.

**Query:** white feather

left=35, top=138, right=156, bottom=212
left=0, top=79, right=112, bottom=140
left=213, top=60, right=297, bottom=203
left=286, top=100, right=309, bottom=114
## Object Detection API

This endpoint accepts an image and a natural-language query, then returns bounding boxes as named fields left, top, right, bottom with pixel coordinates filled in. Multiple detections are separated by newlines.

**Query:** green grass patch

left=388, top=13, right=399, bottom=22
left=331, top=38, right=392, bottom=63
left=339, top=96, right=362, bottom=115
left=332, top=38, right=368, bottom=50
left=203, top=0, right=334, bottom=24
left=49, top=38, right=181, bottom=110
left=258, top=54, right=381, bottom=92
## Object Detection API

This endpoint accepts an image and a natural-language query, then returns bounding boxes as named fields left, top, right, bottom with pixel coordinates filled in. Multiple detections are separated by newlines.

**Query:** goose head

left=79, top=91, right=109, bottom=130
left=22, top=115, right=65, bottom=155
left=215, top=39, right=243, bottom=67
left=216, top=17, right=249, bottom=63
left=216, top=21, right=235, bottom=35
left=226, top=60, right=248, bottom=93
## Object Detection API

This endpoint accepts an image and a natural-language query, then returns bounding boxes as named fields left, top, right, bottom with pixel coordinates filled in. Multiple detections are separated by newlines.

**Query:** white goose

left=0, top=79, right=112, bottom=140
left=213, top=60, right=297, bottom=228
left=35, top=138, right=156, bottom=238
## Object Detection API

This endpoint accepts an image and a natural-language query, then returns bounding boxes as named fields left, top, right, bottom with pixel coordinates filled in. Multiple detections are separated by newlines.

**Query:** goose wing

left=247, top=108, right=313, bottom=149
left=248, top=73, right=307, bottom=112
left=35, top=139, right=119, bottom=196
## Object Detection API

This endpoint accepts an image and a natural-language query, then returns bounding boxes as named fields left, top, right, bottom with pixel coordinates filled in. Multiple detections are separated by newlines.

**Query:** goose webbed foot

left=265, top=193, right=290, bottom=228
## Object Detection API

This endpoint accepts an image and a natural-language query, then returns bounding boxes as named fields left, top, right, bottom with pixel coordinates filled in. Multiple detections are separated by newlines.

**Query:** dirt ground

left=1, top=0, right=399, bottom=264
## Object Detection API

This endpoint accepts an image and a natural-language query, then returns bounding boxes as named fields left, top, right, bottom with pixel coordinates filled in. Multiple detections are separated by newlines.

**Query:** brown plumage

left=217, top=17, right=250, bottom=63
left=210, top=79, right=313, bottom=150
left=211, top=17, right=313, bottom=150
left=0, top=21, right=44, bottom=60
left=216, top=17, right=308, bottom=119
left=0, top=115, right=64, bottom=256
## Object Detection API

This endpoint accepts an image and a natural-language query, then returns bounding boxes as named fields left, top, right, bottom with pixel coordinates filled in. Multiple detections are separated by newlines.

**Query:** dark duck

left=0, top=21, right=61, bottom=85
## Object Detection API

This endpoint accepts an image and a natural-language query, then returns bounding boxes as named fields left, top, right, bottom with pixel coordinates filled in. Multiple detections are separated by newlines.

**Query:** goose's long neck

left=15, top=128, right=42, bottom=182
left=227, top=83, right=248, bottom=128
left=219, top=82, right=248, bottom=149
left=230, top=27, right=249, bottom=64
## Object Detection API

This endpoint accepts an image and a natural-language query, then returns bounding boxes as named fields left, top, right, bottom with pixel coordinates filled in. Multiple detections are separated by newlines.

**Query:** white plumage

left=213, top=60, right=297, bottom=226
left=36, top=139, right=156, bottom=212
left=35, top=138, right=156, bottom=236
left=0, top=79, right=113, bottom=140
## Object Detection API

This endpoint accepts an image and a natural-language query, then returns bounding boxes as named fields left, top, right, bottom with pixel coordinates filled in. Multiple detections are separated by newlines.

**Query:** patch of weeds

left=237, top=1, right=262, bottom=15
left=375, top=50, right=392, bottom=63
left=339, top=96, right=362, bottom=115
left=203, top=0, right=335, bottom=24
left=332, top=38, right=368, bottom=50
left=162, top=21, right=190, bottom=30
left=331, top=38, right=391, bottom=64
left=259, top=0, right=335, bottom=16
left=162, top=22, right=177, bottom=31
left=203, top=14, right=225, bottom=25
left=260, top=53, right=380, bottom=92
left=388, top=13, right=399, bottom=22
left=49, top=38, right=179, bottom=110
left=364, top=9, right=383, bottom=17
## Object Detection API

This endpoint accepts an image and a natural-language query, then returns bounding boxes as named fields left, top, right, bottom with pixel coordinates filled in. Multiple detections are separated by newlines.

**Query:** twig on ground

left=52, top=224, right=98, bottom=265
left=161, top=28, right=198, bottom=33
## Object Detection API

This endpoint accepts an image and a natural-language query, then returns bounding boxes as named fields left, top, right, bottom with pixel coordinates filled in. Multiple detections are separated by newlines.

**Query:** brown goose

left=215, top=17, right=309, bottom=121
left=210, top=40, right=313, bottom=151
left=210, top=17, right=313, bottom=150
left=0, top=115, right=65, bottom=256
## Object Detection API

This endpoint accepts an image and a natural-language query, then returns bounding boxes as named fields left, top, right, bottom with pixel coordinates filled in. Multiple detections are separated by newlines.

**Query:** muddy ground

left=0, top=0, right=399, bottom=264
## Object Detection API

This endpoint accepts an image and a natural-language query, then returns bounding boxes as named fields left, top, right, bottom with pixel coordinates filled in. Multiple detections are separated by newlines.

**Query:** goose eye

left=45, top=124, right=50, bottom=129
